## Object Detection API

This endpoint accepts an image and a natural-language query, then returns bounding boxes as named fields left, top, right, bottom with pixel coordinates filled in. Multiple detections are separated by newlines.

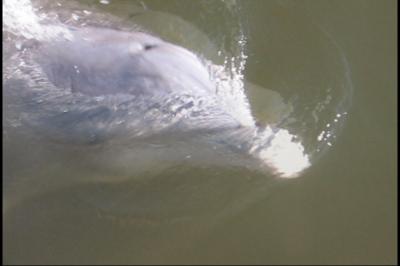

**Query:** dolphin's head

left=38, top=27, right=214, bottom=98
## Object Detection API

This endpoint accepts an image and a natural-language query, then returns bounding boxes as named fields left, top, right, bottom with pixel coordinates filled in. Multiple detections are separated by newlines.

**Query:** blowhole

left=144, top=44, right=157, bottom=50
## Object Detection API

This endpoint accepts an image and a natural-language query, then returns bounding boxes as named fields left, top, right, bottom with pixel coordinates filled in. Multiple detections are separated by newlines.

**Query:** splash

left=205, top=3, right=310, bottom=177
left=3, top=0, right=73, bottom=41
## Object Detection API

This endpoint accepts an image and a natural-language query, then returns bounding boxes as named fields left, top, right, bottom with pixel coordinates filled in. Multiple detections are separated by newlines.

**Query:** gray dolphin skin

left=41, top=28, right=214, bottom=98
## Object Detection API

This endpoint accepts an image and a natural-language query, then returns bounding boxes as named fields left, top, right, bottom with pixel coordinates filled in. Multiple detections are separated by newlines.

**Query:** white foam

left=3, top=0, right=73, bottom=41
left=254, top=127, right=310, bottom=178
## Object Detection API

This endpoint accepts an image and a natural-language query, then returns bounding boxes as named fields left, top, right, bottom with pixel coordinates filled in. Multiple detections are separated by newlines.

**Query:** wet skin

left=15, top=27, right=246, bottom=144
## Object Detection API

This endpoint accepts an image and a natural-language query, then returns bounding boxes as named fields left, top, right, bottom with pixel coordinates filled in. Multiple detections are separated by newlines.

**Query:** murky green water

left=3, top=0, right=397, bottom=264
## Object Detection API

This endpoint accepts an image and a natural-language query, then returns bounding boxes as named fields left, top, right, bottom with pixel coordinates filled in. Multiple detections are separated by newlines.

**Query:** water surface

left=3, top=0, right=397, bottom=264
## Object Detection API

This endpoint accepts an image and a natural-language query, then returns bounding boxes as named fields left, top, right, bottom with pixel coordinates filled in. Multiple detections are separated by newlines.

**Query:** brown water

left=3, top=0, right=397, bottom=264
